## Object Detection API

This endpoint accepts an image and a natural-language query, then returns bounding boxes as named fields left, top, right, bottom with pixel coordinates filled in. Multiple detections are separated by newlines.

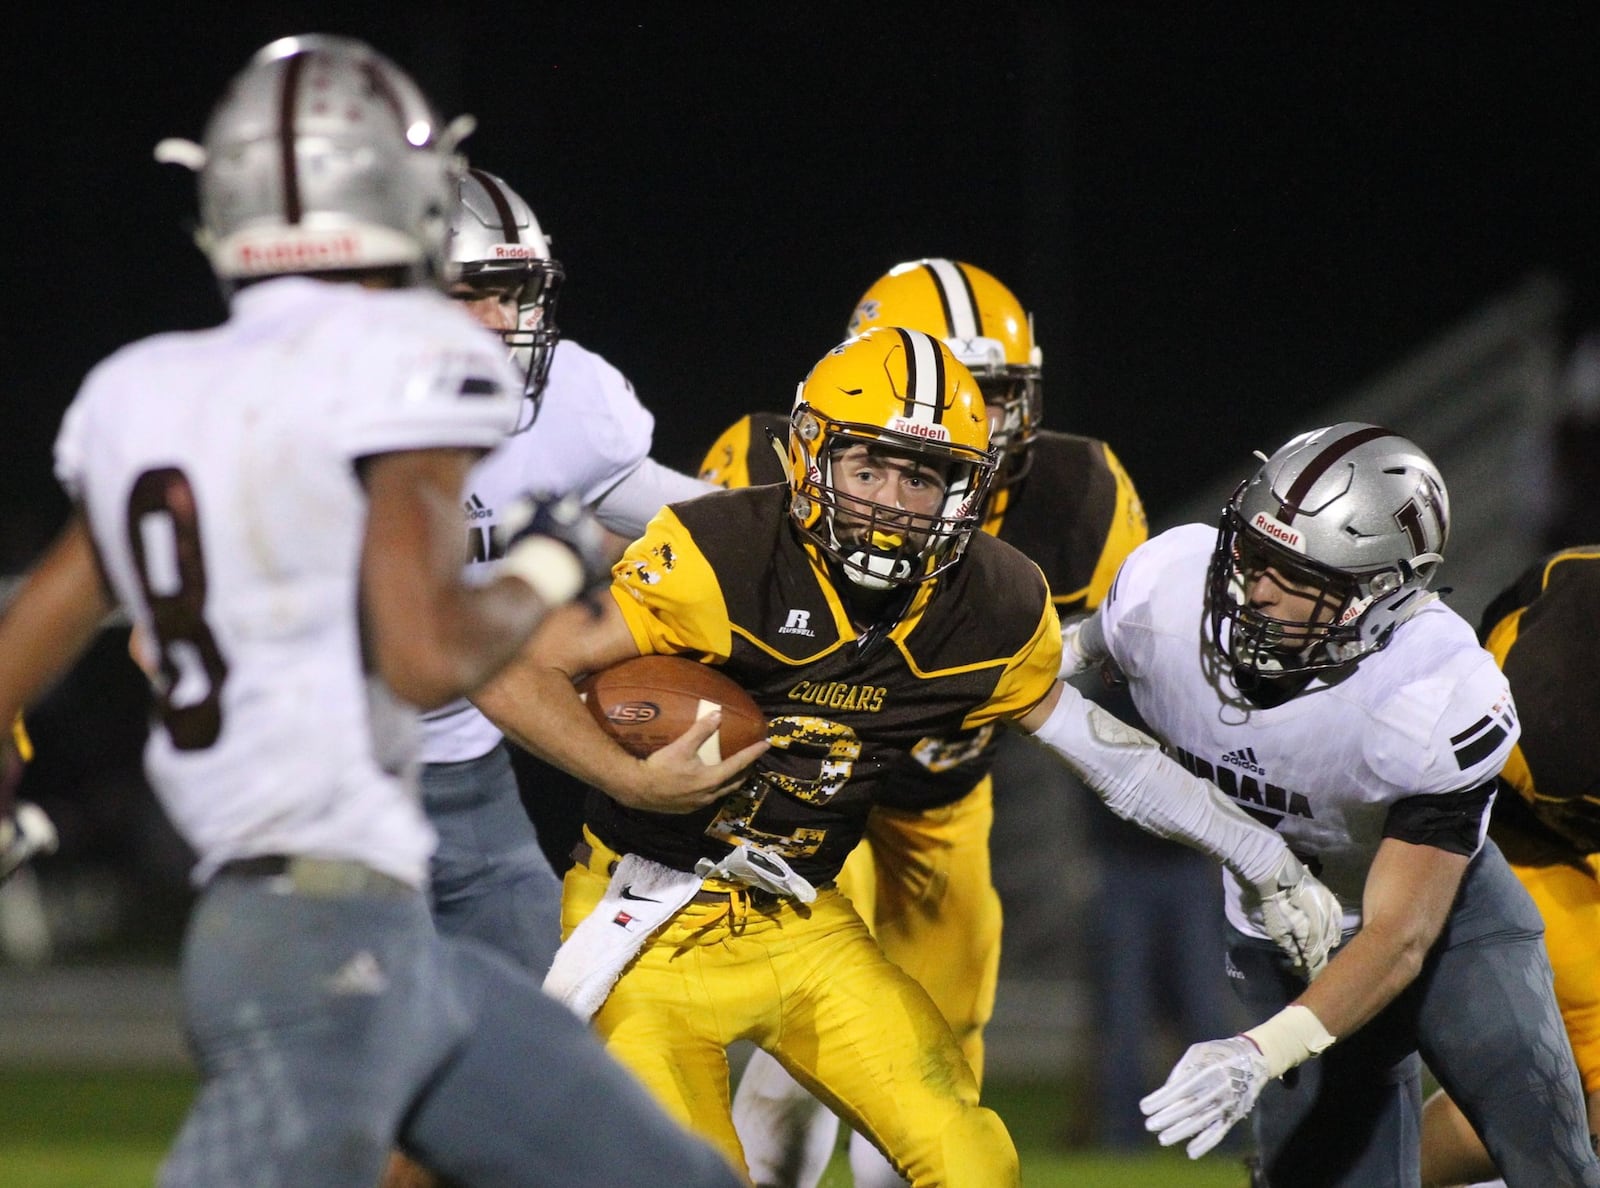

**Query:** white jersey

left=1100, top=523, right=1518, bottom=940
left=419, top=338, right=655, bottom=763
left=53, top=278, right=522, bottom=886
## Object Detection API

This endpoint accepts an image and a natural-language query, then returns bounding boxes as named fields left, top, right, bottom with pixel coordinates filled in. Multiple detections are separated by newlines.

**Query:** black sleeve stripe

left=1454, top=724, right=1509, bottom=770
left=1451, top=708, right=1516, bottom=772
left=1384, top=779, right=1497, bottom=855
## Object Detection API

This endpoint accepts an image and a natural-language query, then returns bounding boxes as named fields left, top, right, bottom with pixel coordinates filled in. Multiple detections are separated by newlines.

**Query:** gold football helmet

left=846, top=259, right=1042, bottom=485
left=788, top=327, right=997, bottom=589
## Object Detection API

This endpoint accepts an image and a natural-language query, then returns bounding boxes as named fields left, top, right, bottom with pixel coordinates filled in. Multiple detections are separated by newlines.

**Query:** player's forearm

left=471, top=655, right=647, bottom=798
left=0, top=515, right=114, bottom=725
left=1296, top=838, right=1461, bottom=1038
left=1024, top=680, right=1289, bottom=887
left=1291, top=919, right=1426, bottom=1041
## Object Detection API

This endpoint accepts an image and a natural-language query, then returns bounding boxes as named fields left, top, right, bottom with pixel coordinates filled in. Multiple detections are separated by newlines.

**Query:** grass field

left=0, top=1069, right=1250, bottom=1187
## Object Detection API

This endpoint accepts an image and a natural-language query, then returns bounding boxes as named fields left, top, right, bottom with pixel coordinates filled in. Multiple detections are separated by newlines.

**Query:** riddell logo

left=889, top=417, right=951, bottom=442
left=1251, top=512, right=1304, bottom=552
left=491, top=244, right=539, bottom=258
left=237, top=235, right=361, bottom=270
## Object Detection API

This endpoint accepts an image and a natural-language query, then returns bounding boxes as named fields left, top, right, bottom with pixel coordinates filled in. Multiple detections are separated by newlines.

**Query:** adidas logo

left=464, top=493, right=493, bottom=521
left=1220, top=746, right=1265, bottom=775
left=327, top=950, right=388, bottom=996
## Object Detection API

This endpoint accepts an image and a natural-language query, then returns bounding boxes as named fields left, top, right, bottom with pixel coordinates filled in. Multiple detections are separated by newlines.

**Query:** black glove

left=494, top=492, right=613, bottom=605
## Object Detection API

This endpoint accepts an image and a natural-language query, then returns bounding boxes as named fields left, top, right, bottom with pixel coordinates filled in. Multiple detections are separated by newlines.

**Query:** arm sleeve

left=591, top=457, right=717, bottom=539
left=1027, top=680, right=1290, bottom=888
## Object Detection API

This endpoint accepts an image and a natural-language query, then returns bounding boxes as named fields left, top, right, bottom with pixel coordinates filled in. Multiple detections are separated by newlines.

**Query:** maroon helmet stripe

left=276, top=49, right=310, bottom=225
left=1276, top=425, right=1396, bottom=522
left=359, top=60, right=409, bottom=132
left=470, top=168, right=521, bottom=243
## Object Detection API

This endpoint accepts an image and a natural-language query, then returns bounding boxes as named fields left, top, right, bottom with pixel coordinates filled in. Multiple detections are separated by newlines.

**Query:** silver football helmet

left=450, top=168, right=565, bottom=429
left=155, top=34, right=472, bottom=291
left=1206, top=422, right=1450, bottom=683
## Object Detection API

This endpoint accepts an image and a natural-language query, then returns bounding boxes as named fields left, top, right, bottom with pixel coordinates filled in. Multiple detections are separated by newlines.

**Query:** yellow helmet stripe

left=921, top=258, right=981, bottom=340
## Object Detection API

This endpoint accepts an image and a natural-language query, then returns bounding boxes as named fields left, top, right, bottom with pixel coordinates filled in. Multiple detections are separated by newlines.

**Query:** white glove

left=1059, top=612, right=1108, bottom=680
left=1140, top=1035, right=1269, bottom=1159
left=1253, top=850, right=1342, bottom=979
left=0, top=802, right=58, bottom=883
left=695, top=844, right=816, bottom=904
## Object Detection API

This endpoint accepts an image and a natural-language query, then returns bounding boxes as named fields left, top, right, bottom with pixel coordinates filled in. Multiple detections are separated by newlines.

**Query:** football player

left=703, top=258, right=1151, bottom=1185
left=1, top=36, right=742, bottom=1188
left=1419, top=545, right=1600, bottom=1187
left=417, top=166, right=714, bottom=976
left=473, top=327, right=1341, bottom=1186
left=1075, top=425, right=1599, bottom=1186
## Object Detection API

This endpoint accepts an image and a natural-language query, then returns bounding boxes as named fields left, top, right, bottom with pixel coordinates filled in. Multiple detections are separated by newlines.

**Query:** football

left=578, top=655, right=768, bottom=761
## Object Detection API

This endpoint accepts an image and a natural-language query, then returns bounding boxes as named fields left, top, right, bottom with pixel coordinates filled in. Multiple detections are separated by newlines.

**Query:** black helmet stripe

left=470, top=167, right=521, bottom=243
left=920, top=259, right=981, bottom=340
left=277, top=49, right=310, bottom=224
left=893, top=328, right=946, bottom=423
left=1276, top=425, right=1397, bottom=522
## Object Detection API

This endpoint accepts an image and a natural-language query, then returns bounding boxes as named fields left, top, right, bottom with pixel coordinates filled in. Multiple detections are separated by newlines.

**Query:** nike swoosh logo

left=619, top=886, right=659, bottom=903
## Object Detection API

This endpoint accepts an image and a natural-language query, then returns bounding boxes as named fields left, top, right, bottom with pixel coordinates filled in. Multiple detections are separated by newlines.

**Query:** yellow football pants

left=1508, top=844, right=1600, bottom=1094
left=837, top=777, right=1001, bottom=1084
left=564, top=829, right=1018, bottom=1188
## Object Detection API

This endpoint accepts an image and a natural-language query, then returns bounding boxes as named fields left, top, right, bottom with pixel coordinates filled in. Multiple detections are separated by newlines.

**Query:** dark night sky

left=5, top=6, right=1598, bottom=565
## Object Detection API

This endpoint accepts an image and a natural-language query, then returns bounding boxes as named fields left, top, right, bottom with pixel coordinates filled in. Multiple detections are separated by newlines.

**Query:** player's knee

left=933, top=1105, right=1018, bottom=1188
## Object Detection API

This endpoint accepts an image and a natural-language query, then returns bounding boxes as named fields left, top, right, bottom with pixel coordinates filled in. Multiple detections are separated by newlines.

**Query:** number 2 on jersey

left=127, top=467, right=229, bottom=750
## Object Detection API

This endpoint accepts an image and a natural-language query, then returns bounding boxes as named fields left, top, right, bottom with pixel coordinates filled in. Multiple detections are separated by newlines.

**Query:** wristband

left=1243, top=1004, right=1336, bottom=1078
left=501, top=537, right=584, bottom=606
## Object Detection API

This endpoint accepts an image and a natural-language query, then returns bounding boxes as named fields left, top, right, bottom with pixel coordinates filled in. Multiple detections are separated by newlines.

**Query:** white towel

left=542, top=853, right=703, bottom=1021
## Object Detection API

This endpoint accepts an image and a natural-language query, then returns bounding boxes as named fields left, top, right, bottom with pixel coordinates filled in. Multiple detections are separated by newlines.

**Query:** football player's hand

left=1141, top=1036, right=1269, bottom=1159
left=614, top=712, right=769, bottom=814
left=496, top=492, right=613, bottom=606
left=1252, top=850, right=1342, bottom=979
left=1059, top=612, right=1107, bottom=680
left=0, top=802, right=58, bottom=884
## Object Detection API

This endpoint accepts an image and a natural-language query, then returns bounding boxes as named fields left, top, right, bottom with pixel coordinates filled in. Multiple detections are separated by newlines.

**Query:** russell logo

left=1251, top=512, right=1305, bottom=552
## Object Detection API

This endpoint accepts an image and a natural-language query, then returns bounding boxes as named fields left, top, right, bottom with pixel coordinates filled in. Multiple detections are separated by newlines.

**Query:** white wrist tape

left=1243, top=1004, right=1336, bottom=1078
left=501, top=537, right=584, bottom=606
left=1030, top=681, right=1288, bottom=886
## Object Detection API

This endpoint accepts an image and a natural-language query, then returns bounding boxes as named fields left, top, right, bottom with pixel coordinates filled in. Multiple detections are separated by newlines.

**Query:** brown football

left=577, top=655, right=768, bottom=761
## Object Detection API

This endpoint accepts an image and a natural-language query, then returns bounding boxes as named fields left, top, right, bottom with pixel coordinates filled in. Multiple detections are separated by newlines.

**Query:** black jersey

left=1479, top=546, right=1600, bottom=855
left=587, top=485, right=1061, bottom=884
left=700, top=414, right=1146, bottom=809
